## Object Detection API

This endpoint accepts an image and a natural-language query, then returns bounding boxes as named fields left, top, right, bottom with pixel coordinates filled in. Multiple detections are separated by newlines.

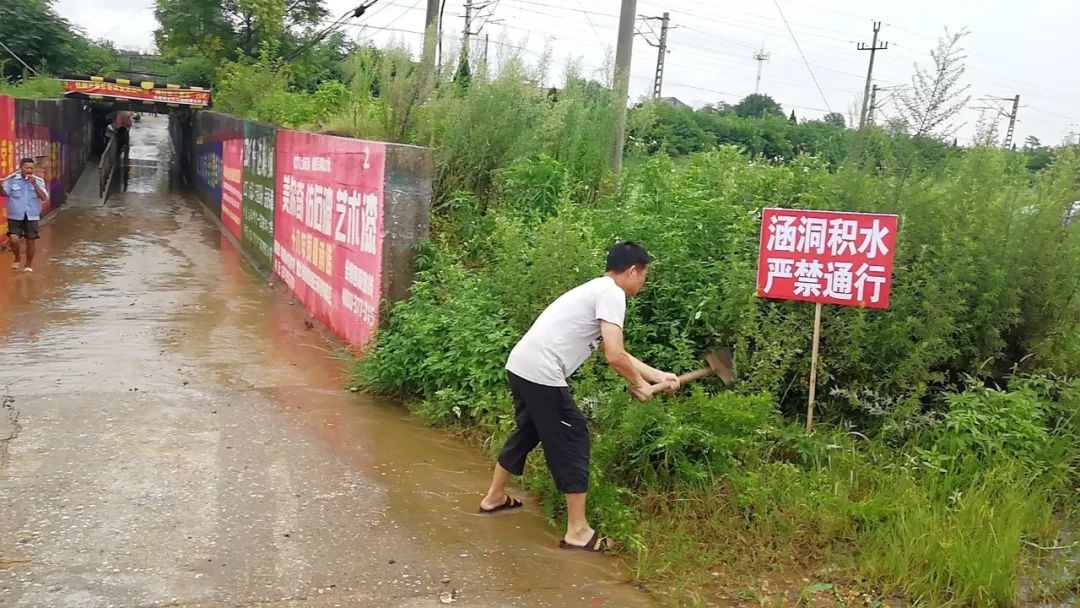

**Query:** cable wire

left=770, top=0, right=831, bottom=112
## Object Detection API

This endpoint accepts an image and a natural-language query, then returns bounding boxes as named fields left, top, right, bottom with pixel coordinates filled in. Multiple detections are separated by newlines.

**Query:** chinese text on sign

left=756, top=208, right=898, bottom=309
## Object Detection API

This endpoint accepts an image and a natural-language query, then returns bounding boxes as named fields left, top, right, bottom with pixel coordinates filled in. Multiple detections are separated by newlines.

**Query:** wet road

left=0, top=116, right=653, bottom=607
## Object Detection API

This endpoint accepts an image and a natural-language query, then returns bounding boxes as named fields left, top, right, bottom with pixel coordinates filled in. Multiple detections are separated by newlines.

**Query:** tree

left=0, top=0, right=100, bottom=78
left=169, top=57, right=217, bottom=87
left=286, top=32, right=355, bottom=92
left=884, top=117, right=909, bottom=137
left=1023, top=135, right=1041, bottom=151
left=822, top=112, right=847, bottom=128
left=972, top=107, right=1001, bottom=147
left=789, top=110, right=798, bottom=124
left=733, top=93, right=782, bottom=119
left=453, top=50, right=472, bottom=90
left=153, top=0, right=329, bottom=63
left=80, top=39, right=122, bottom=76
left=896, top=28, right=972, bottom=139
left=701, top=101, right=733, bottom=115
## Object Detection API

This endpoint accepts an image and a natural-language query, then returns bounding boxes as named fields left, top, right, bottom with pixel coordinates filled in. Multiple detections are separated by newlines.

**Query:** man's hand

left=29, top=177, right=47, bottom=199
left=658, top=372, right=680, bottom=391
left=630, top=381, right=655, bottom=402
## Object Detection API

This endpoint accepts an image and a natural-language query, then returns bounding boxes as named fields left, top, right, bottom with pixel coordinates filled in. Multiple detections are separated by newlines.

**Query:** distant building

left=658, top=96, right=690, bottom=109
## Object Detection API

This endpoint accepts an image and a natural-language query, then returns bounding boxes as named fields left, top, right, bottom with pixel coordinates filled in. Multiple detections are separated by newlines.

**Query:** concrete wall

left=172, top=110, right=433, bottom=350
left=0, top=96, right=92, bottom=244
left=382, top=145, right=434, bottom=304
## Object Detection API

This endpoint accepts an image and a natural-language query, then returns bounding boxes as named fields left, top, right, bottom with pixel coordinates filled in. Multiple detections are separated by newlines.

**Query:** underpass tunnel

left=80, top=101, right=198, bottom=201
left=57, top=76, right=211, bottom=203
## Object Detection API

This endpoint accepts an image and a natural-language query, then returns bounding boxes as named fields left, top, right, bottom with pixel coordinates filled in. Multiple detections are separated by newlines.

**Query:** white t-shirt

left=506, top=276, right=627, bottom=387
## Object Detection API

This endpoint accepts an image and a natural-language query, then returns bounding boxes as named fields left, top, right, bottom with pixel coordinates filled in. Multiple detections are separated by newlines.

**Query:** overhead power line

left=0, top=41, right=39, bottom=77
left=577, top=0, right=607, bottom=49
left=286, top=1, right=382, bottom=60
left=770, top=0, right=831, bottom=112
left=503, top=0, right=617, bottom=19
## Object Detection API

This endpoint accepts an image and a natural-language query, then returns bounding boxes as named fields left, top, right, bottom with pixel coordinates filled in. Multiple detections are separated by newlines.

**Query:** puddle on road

left=0, top=114, right=653, bottom=607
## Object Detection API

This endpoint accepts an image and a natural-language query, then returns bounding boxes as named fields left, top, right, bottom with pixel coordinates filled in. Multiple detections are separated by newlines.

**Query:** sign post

left=806, top=302, right=823, bottom=432
left=756, top=208, right=899, bottom=432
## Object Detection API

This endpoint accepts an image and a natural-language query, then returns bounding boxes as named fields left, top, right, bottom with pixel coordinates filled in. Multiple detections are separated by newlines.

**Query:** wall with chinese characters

left=0, top=96, right=92, bottom=246
left=179, top=111, right=433, bottom=351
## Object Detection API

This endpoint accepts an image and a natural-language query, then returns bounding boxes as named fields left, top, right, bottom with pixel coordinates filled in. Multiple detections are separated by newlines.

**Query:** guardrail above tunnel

left=60, top=75, right=212, bottom=114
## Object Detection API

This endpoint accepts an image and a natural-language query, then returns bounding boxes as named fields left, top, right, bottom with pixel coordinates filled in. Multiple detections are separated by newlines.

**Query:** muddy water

left=0, top=115, right=653, bottom=607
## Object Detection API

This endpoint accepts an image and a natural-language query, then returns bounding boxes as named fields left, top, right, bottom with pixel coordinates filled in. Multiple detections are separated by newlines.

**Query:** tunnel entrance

left=59, top=76, right=212, bottom=202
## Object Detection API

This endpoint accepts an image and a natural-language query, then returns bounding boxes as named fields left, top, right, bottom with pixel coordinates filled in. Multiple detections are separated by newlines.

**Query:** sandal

left=559, top=531, right=610, bottom=553
left=478, top=495, right=524, bottom=514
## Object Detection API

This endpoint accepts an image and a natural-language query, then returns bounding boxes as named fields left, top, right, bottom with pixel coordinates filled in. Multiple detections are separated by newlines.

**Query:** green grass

left=0, top=77, right=63, bottom=99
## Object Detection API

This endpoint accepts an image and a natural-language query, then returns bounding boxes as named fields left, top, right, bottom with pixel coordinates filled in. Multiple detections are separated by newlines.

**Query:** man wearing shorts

left=4, top=158, right=49, bottom=272
left=478, top=241, right=678, bottom=552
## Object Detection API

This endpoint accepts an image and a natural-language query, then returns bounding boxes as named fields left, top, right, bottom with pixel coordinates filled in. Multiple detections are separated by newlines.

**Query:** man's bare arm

left=600, top=321, right=652, bottom=399
left=629, top=354, right=666, bottom=383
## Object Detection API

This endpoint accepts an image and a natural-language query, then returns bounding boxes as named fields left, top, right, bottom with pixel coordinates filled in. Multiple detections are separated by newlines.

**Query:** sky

left=56, top=0, right=1080, bottom=145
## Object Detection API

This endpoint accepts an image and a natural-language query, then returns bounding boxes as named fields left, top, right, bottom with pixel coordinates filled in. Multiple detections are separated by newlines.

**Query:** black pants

left=497, top=371, right=590, bottom=494
left=7, top=215, right=39, bottom=240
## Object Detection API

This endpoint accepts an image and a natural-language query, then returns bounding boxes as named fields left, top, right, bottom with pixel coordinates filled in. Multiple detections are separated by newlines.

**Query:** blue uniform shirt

left=3, top=173, right=48, bottom=221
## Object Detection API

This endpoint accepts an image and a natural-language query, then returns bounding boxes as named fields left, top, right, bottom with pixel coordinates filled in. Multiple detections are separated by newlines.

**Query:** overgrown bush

left=358, top=141, right=1080, bottom=606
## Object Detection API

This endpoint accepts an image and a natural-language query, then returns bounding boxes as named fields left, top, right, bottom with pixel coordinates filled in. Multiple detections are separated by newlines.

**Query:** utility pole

left=610, top=0, right=638, bottom=174
left=650, top=12, right=670, bottom=99
left=637, top=13, right=672, bottom=99
left=459, top=0, right=499, bottom=73
left=977, top=95, right=1022, bottom=148
left=753, top=47, right=770, bottom=95
left=422, top=0, right=441, bottom=83
left=462, top=0, right=474, bottom=58
left=1004, top=94, right=1020, bottom=149
left=866, top=84, right=879, bottom=124
left=857, top=21, right=888, bottom=129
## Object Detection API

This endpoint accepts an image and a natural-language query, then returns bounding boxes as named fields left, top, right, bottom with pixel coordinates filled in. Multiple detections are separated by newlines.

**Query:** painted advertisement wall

left=242, top=122, right=276, bottom=269
left=195, top=140, right=223, bottom=215
left=180, top=111, right=432, bottom=352
left=221, top=139, right=243, bottom=241
left=0, top=97, right=15, bottom=241
left=272, top=130, right=386, bottom=348
left=0, top=97, right=90, bottom=247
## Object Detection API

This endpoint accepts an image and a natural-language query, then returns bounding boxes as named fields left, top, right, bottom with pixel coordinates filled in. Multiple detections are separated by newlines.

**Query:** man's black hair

left=606, top=240, right=651, bottom=272
left=19, top=158, right=33, bottom=166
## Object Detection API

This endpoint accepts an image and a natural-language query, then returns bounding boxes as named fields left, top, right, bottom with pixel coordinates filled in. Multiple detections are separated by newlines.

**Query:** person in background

left=114, top=110, right=133, bottom=150
left=477, top=241, right=678, bottom=553
left=3, top=158, right=49, bottom=272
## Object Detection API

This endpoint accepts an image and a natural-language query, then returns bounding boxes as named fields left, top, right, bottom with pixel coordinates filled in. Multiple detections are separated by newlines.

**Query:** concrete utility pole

left=459, top=0, right=500, bottom=71
left=422, top=0, right=440, bottom=82
left=462, top=0, right=474, bottom=57
left=610, top=0, right=638, bottom=174
left=857, top=21, right=888, bottom=129
left=753, top=47, right=770, bottom=95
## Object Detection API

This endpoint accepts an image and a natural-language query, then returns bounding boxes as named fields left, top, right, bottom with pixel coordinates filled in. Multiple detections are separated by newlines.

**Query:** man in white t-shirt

left=477, top=241, right=678, bottom=553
